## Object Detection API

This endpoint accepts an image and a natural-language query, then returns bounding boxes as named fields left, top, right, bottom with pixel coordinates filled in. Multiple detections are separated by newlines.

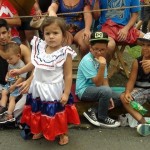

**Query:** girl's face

left=43, top=23, right=64, bottom=50
left=141, top=41, right=150, bottom=59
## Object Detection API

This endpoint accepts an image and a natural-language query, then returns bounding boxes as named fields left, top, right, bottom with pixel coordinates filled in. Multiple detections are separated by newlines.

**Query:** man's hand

left=17, top=78, right=32, bottom=94
left=117, top=27, right=128, bottom=42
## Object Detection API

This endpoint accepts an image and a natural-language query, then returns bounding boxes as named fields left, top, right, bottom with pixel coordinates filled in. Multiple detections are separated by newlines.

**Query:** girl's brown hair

left=41, top=16, right=67, bottom=38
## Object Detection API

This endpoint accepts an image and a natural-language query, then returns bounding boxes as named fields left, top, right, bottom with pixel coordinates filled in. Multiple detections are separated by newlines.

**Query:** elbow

left=18, top=19, right=21, bottom=26
left=93, top=13, right=100, bottom=20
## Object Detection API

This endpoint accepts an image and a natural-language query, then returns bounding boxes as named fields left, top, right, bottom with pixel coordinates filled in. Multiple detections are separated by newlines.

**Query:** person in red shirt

left=0, top=0, right=21, bottom=43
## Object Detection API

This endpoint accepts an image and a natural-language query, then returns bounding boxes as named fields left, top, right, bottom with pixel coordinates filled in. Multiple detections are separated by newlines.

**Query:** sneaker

left=98, top=117, right=121, bottom=128
left=83, top=108, right=100, bottom=126
left=0, top=106, right=7, bottom=115
left=0, top=113, right=16, bottom=124
left=137, top=124, right=150, bottom=136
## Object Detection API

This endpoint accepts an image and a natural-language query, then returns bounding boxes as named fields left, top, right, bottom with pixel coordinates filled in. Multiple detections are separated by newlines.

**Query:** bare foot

left=59, top=134, right=69, bottom=145
left=32, top=133, right=43, bottom=140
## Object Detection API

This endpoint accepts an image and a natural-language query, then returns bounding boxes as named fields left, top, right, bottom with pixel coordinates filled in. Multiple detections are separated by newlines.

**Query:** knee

left=108, top=37, right=116, bottom=52
left=100, top=86, right=112, bottom=97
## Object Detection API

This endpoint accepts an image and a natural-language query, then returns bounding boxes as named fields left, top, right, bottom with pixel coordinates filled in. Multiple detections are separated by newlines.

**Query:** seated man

left=76, top=31, right=122, bottom=128
left=93, top=0, right=144, bottom=64
left=0, top=19, right=32, bottom=121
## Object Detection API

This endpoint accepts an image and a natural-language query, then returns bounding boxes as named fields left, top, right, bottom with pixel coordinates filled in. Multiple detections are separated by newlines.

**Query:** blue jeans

left=81, top=86, right=122, bottom=120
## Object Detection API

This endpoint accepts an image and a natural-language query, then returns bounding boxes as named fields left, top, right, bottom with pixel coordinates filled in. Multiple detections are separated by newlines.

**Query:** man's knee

left=108, top=37, right=116, bottom=52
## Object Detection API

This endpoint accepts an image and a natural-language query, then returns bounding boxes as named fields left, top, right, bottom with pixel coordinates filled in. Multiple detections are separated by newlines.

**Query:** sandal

left=59, top=134, right=69, bottom=146
left=32, top=133, right=43, bottom=140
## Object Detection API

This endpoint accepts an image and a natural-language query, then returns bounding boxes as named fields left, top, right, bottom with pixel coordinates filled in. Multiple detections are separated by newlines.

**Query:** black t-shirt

left=38, top=0, right=52, bottom=13
left=135, top=56, right=150, bottom=88
left=0, top=56, right=8, bottom=85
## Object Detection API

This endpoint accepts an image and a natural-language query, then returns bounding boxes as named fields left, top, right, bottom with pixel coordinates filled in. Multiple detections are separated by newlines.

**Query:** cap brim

left=137, top=38, right=150, bottom=42
left=89, top=38, right=109, bottom=42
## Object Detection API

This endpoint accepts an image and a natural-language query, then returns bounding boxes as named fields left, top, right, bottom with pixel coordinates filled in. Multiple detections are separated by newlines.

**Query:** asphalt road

left=0, top=125, right=150, bottom=150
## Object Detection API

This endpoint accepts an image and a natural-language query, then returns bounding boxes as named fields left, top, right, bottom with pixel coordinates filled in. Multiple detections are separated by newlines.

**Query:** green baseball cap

left=89, top=31, right=109, bottom=42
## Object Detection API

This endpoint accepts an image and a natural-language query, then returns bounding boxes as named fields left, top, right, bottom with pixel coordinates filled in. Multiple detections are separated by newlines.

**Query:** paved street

left=0, top=124, right=150, bottom=150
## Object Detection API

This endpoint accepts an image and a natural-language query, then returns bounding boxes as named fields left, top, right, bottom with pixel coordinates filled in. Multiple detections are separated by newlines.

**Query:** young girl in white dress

left=11, top=17, right=80, bottom=145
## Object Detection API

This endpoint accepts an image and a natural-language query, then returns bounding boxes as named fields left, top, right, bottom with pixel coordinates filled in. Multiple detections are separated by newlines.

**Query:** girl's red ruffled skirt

left=21, top=93, right=80, bottom=141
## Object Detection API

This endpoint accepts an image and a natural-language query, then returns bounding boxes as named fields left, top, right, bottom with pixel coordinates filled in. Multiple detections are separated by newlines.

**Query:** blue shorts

left=3, top=83, right=20, bottom=98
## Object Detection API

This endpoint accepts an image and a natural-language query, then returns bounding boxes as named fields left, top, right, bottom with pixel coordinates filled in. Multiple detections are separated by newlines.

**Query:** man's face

left=0, top=27, right=11, bottom=46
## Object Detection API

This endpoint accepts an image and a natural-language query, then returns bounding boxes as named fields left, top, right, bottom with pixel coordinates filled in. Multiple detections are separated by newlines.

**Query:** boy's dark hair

left=41, top=16, right=67, bottom=38
left=0, top=19, right=9, bottom=31
left=4, top=42, right=21, bottom=55
left=90, top=40, right=109, bottom=46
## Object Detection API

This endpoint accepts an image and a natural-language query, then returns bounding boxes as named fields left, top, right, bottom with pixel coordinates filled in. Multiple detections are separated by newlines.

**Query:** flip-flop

left=59, top=134, right=69, bottom=146
left=32, top=133, right=43, bottom=140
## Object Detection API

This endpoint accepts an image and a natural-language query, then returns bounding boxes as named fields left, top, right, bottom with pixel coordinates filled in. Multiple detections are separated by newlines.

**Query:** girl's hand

left=10, top=69, right=21, bottom=77
left=60, top=93, right=69, bottom=106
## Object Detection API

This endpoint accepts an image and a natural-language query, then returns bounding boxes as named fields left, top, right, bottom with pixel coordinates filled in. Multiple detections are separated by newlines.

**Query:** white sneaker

left=98, top=117, right=121, bottom=128
left=137, top=124, right=150, bottom=136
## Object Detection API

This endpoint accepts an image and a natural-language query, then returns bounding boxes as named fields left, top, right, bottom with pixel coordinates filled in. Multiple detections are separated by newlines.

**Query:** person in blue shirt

left=92, top=0, right=144, bottom=64
left=76, top=31, right=122, bottom=128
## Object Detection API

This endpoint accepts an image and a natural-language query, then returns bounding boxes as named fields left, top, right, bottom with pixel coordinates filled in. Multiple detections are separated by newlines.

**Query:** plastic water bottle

left=130, top=101, right=148, bottom=116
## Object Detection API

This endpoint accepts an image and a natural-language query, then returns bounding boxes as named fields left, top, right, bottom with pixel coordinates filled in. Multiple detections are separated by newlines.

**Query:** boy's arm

left=125, top=60, right=138, bottom=94
left=92, top=57, right=106, bottom=86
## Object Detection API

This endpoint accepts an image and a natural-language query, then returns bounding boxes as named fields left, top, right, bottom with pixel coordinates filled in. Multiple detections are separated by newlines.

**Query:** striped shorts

left=131, top=88, right=150, bottom=105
